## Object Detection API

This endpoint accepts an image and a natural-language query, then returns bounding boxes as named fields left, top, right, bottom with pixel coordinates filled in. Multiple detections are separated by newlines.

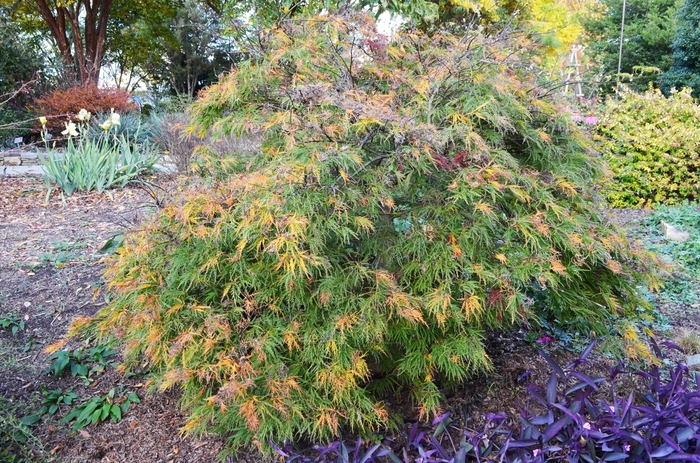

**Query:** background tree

left=0, top=7, right=47, bottom=143
left=143, top=0, right=238, bottom=97
left=102, top=0, right=178, bottom=91
left=360, top=0, right=589, bottom=64
left=660, top=0, right=700, bottom=95
left=582, top=0, right=680, bottom=94
left=5, top=0, right=113, bottom=85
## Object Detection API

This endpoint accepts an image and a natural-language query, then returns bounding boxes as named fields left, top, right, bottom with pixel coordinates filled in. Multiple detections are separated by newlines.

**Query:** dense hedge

left=596, top=87, right=700, bottom=207
left=71, top=11, right=659, bottom=453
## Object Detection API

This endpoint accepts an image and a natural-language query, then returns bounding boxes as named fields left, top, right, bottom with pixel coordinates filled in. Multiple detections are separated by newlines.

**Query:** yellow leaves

left=533, top=212, right=550, bottom=237
left=568, top=233, right=584, bottom=248
left=474, top=201, right=495, bottom=218
left=66, top=316, right=94, bottom=338
left=180, top=415, right=204, bottom=438
left=387, top=288, right=425, bottom=325
left=199, top=251, right=223, bottom=273
left=239, top=397, right=261, bottom=431
left=495, top=253, right=508, bottom=264
left=426, top=288, right=452, bottom=327
left=449, top=111, right=470, bottom=126
left=159, top=368, right=190, bottom=391
left=622, top=323, right=655, bottom=364
left=549, top=258, right=567, bottom=275
left=284, top=323, right=301, bottom=353
left=315, top=408, right=341, bottom=437
left=606, top=259, right=623, bottom=274
left=380, top=197, right=395, bottom=210
left=449, top=234, right=464, bottom=258
left=263, top=110, right=301, bottom=133
left=318, top=353, right=369, bottom=401
left=507, top=185, right=531, bottom=204
left=335, top=313, right=358, bottom=336
left=461, top=294, right=482, bottom=321
left=536, top=129, right=551, bottom=143
left=556, top=179, right=578, bottom=197
left=44, top=338, right=68, bottom=355
left=414, top=78, right=431, bottom=96
left=353, top=216, right=375, bottom=234
left=352, top=115, right=384, bottom=133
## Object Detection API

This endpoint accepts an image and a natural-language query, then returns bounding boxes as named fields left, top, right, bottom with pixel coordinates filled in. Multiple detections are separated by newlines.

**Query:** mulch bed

left=0, top=174, right=694, bottom=462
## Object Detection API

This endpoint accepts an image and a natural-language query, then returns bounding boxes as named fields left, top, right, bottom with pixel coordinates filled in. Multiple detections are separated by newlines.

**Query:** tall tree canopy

left=7, top=0, right=113, bottom=85
left=660, top=0, right=700, bottom=95
left=582, top=0, right=680, bottom=94
left=360, top=0, right=587, bottom=63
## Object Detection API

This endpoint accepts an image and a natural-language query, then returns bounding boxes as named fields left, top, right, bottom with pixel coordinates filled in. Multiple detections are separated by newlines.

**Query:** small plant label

left=14, top=137, right=23, bottom=145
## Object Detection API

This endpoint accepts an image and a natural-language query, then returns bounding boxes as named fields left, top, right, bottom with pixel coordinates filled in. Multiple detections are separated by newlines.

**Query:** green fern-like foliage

left=72, top=11, right=659, bottom=453
left=596, top=86, right=700, bottom=208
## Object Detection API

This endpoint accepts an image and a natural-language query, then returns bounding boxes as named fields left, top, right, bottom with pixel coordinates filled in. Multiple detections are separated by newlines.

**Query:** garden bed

left=0, top=174, right=698, bottom=462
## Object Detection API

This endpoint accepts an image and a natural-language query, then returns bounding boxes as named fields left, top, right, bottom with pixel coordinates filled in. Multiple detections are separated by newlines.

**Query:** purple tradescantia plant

left=269, top=340, right=700, bottom=463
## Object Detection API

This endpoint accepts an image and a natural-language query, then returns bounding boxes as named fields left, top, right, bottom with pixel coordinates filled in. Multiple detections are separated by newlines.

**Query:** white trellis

left=562, top=44, right=585, bottom=98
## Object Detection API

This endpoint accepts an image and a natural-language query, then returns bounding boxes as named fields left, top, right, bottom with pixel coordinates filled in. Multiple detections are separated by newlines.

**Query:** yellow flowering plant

left=39, top=108, right=158, bottom=199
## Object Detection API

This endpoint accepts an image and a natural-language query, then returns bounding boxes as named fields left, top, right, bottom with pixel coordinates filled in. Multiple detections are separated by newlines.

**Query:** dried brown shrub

left=34, top=85, right=137, bottom=132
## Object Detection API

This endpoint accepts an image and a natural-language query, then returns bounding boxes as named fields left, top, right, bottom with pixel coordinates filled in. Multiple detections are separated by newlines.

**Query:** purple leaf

left=507, top=439, right=539, bottom=448
left=546, top=373, right=558, bottom=403
left=408, top=422, right=420, bottom=445
left=602, top=453, right=629, bottom=461
left=659, top=430, right=682, bottom=452
left=432, top=412, right=452, bottom=426
left=429, top=435, right=449, bottom=460
left=543, top=416, right=570, bottom=442
left=661, top=455, right=700, bottom=462
left=530, top=415, right=550, bottom=425
left=537, top=349, right=565, bottom=378
left=551, top=403, right=582, bottom=425
left=569, top=372, right=603, bottom=391
left=269, top=441, right=290, bottom=458
left=358, top=444, right=381, bottom=463
left=650, top=443, right=676, bottom=458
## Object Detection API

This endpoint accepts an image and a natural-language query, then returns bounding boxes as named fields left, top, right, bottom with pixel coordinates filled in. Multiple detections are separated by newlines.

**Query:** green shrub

left=72, top=11, right=659, bottom=452
left=596, top=87, right=700, bottom=208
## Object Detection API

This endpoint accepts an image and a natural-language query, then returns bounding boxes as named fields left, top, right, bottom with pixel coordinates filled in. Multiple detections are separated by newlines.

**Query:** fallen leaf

left=51, top=445, right=62, bottom=454
left=79, top=430, right=91, bottom=438
left=174, top=447, right=179, bottom=454
left=130, top=421, right=140, bottom=429
left=23, top=301, right=31, bottom=308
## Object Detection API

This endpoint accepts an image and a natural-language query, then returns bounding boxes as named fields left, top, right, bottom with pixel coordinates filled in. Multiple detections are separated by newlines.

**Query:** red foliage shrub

left=34, top=85, right=137, bottom=132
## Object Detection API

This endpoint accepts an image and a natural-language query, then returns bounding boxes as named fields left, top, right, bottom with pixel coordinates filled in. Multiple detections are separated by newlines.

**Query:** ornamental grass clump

left=40, top=109, right=159, bottom=198
left=70, top=11, right=660, bottom=453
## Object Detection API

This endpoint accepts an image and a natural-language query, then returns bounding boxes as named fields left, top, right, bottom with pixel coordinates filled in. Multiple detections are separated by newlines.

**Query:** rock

left=687, top=353, right=700, bottom=370
left=3, top=156, right=21, bottom=166
left=661, top=221, right=690, bottom=241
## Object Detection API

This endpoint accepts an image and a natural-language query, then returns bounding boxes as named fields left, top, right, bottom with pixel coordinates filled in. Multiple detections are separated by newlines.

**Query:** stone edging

left=0, top=151, right=43, bottom=166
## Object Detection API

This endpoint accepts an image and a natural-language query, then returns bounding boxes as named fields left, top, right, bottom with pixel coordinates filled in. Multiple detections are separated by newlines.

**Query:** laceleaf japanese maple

left=70, top=11, right=660, bottom=453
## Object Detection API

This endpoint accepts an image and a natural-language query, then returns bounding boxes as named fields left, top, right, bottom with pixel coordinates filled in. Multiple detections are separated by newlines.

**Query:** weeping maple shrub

left=70, top=11, right=661, bottom=453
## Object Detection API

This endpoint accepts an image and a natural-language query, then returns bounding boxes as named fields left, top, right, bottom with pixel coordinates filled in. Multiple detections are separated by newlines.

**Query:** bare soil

left=0, top=175, right=696, bottom=463
left=0, top=175, right=226, bottom=463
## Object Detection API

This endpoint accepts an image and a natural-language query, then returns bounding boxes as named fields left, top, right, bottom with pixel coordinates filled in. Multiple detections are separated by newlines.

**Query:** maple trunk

left=33, top=0, right=111, bottom=86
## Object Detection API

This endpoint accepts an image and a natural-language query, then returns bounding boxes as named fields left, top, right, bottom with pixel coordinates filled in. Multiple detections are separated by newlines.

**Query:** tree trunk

left=31, top=0, right=112, bottom=86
